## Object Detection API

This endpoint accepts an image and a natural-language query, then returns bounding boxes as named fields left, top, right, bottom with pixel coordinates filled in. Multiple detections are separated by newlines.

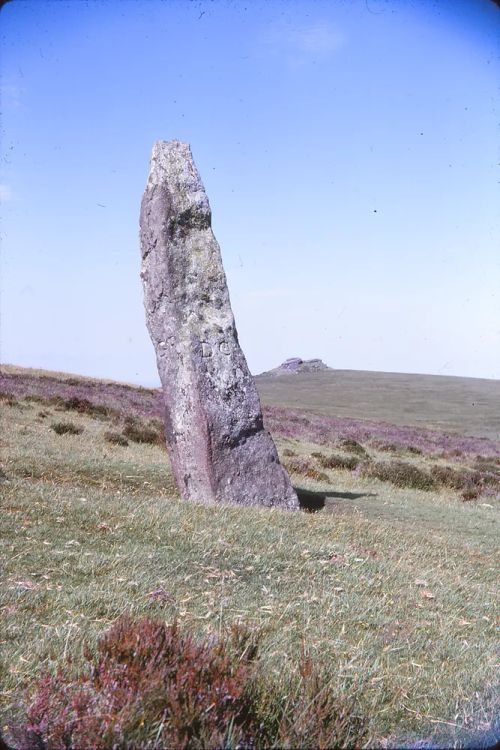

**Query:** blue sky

left=1, top=0, right=499, bottom=384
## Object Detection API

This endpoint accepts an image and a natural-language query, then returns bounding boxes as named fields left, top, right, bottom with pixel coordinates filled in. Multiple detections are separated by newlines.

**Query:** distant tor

left=262, top=357, right=331, bottom=376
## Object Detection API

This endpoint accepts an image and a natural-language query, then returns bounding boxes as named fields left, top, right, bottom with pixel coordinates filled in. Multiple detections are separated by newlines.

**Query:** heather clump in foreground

left=9, top=617, right=366, bottom=750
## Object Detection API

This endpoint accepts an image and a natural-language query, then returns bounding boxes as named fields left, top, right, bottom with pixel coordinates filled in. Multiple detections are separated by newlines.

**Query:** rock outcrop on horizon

left=139, top=140, right=298, bottom=510
left=258, top=358, right=331, bottom=376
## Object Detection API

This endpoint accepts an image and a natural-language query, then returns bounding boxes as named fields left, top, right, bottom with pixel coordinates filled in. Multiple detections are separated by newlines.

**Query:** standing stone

left=140, top=140, right=299, bottom=510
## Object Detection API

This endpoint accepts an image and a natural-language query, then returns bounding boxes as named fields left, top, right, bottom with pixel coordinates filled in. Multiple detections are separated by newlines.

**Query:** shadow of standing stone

left=140, top=140, right=298, bottom=510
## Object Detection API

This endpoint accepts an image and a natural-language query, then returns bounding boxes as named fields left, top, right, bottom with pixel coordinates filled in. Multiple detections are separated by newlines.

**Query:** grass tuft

left=104, top=430, right=129, bottom=447
left=50, top=421, right=84, bottom=436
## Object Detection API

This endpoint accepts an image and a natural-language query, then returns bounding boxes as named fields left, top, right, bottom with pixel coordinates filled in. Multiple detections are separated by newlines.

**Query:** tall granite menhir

left=140, top=140, right=299, bottom=510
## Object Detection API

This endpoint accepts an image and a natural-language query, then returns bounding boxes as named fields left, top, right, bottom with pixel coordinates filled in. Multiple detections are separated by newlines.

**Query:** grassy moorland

left=0, top=365, right=499, bottom=748
left=256, top=368, right=500, bottom=441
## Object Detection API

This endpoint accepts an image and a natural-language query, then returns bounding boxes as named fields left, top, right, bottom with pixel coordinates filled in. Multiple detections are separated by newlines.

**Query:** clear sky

left=1, top=0, right=499, bottom=385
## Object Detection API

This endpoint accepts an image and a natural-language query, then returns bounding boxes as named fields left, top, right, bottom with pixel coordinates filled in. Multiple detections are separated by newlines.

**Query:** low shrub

left=60, top=396, right=111, bottom=420
left=431, top=464, right=499, bottom=498
left=404, top=445, right=423, bottom=455
left=462, top=487, right=479, bottom=501
left=123, top=415, right=163, bottom=446
left=317, top=453, right=359, bottom=471
left=480, top=471, right=500, bottom=488
left=362, top=460, right=435, bottom=491
left=104, top=430, right=129, bottom=447
left=283, top=456, right=329, bottom=482
left=372, top=441, right=421, bottom=456
left=10, top=617, right=366, bottom=750
left=430, top=465, right=472, bottom=491
left=23, top=394, right=47, bottom=404
left=373, top=441, right=400, bottom=453
left=22, top=394, right=112, bottom=420
left=51, top=421, right=83, bottom=436
left=282, top=447, right=297, bottom=457
left=0, top=392, right=17, bottom=406
left=149, top=417, right=164, bottom=433
left=337, top=438, right=367, bottom=456
left=430, top=465, right=465, bottom=490
left=474, top=456, right=500, bottom=472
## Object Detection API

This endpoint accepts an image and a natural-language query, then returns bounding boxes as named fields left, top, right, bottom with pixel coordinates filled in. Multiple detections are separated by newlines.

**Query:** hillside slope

left=3, top=363, right=499, bottom=441
left=0, top=363, right=498, bottom=748
left=256, top=368, right=500, bottom=441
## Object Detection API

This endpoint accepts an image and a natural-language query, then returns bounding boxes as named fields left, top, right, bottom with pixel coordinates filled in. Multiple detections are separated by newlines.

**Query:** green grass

left=1, top=394, right=499, bottom=747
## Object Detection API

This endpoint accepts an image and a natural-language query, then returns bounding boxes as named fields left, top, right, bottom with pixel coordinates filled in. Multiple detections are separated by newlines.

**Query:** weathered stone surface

left=140, top=140, right=298, bottom=510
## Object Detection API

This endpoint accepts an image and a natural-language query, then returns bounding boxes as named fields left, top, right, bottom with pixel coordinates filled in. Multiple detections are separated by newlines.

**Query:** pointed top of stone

left=149, top=139, right=192, bottom=174
left=146, top=140, right=210, bottom=219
